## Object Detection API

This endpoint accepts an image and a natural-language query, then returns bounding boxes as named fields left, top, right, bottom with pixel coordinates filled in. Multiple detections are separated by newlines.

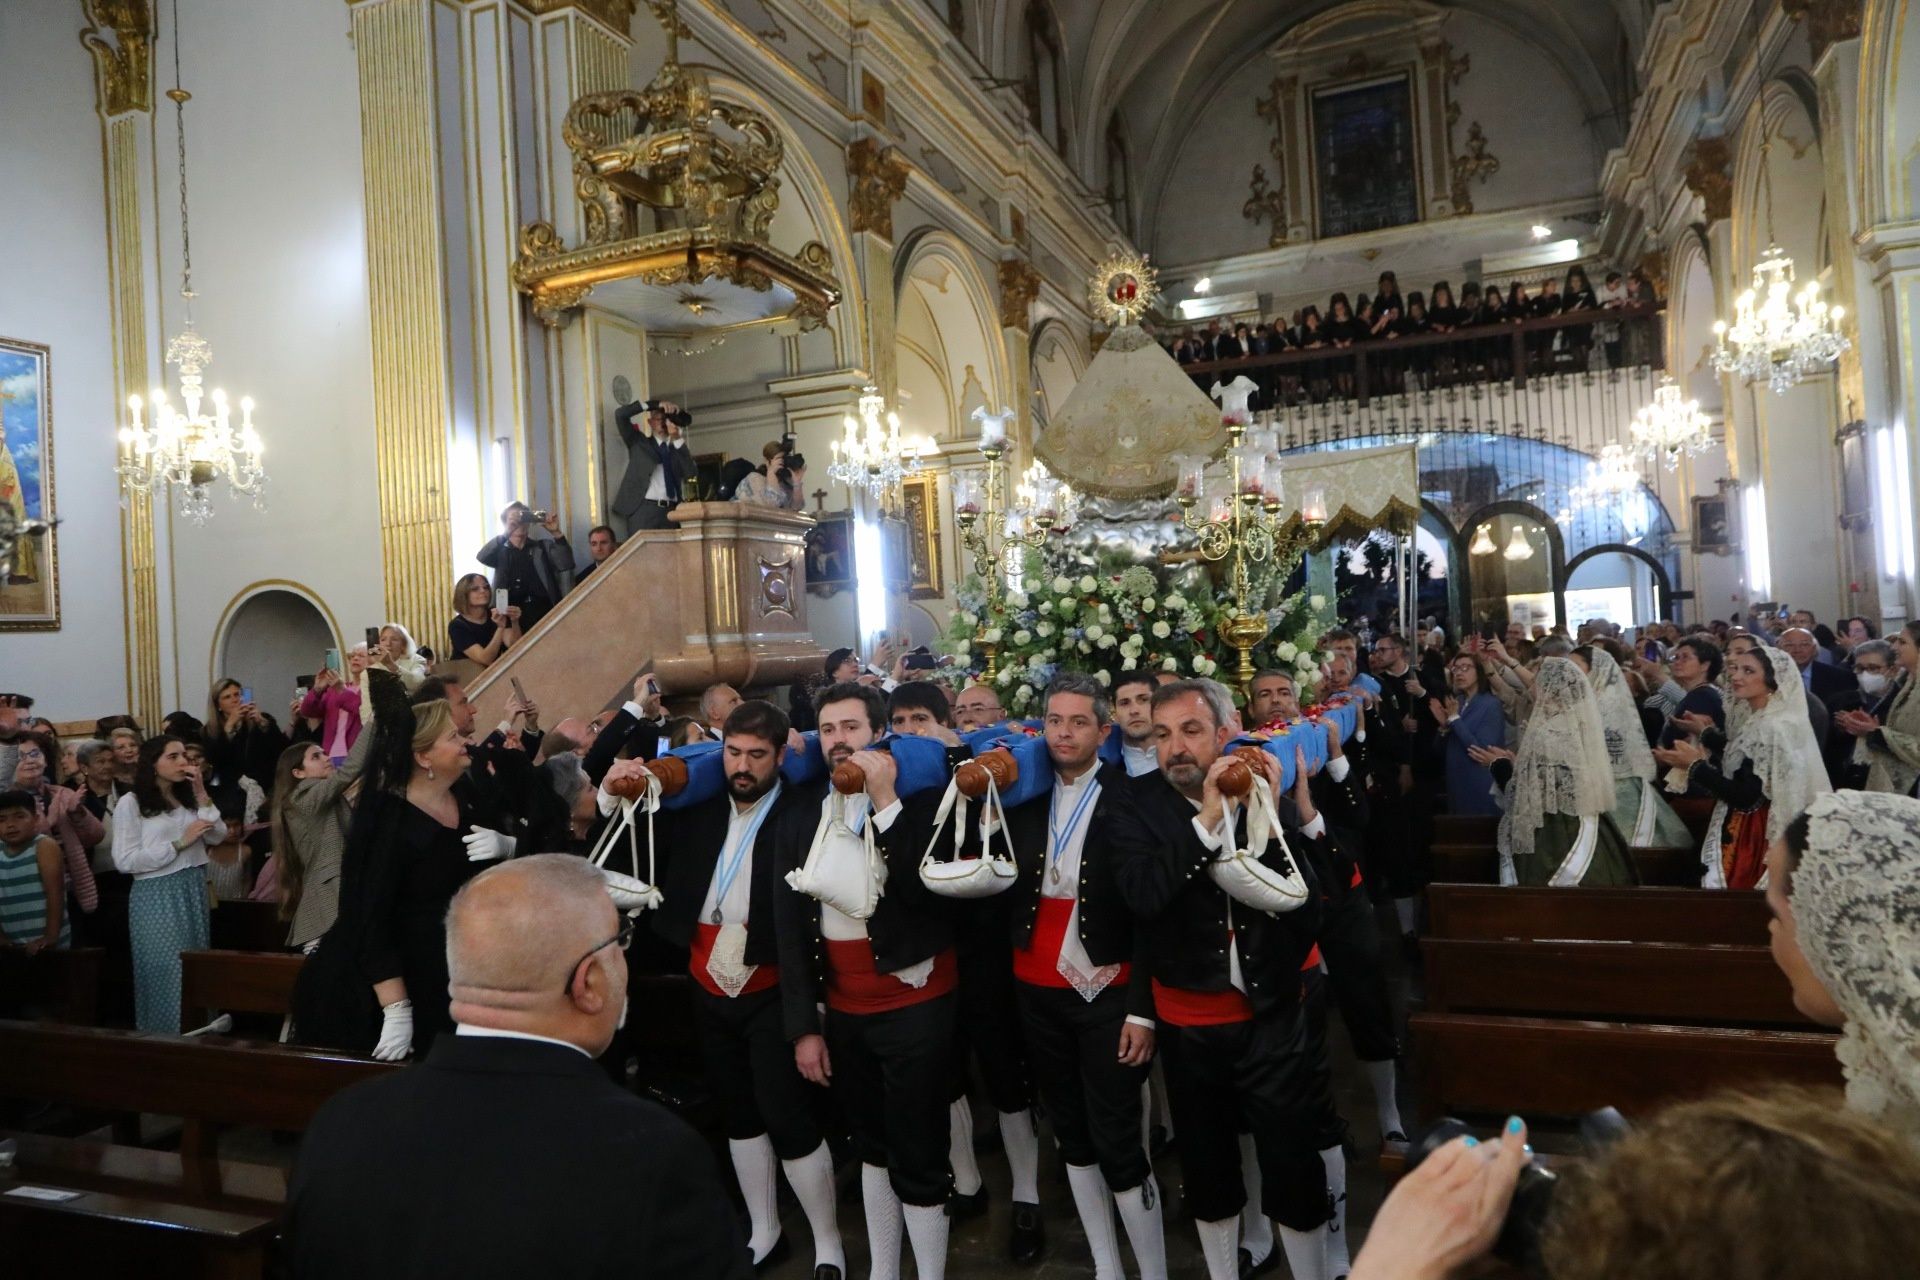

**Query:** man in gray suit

left=611, top=397, right=697, bottom=535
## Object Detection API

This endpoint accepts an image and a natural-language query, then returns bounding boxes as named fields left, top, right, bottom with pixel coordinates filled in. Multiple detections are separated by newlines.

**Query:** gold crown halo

left=1088, top=250, right=1158, bottom=328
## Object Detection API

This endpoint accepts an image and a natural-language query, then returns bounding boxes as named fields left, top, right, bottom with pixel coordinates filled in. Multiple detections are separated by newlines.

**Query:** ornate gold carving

left=847, top=137, right=910, bottom=239
left=860, top=74, right=887, bottom=123
left=1087, top=249, right=1157, bottom=329
left=1782, top=0, right=1863, bottom=62
left=1637, top=247, right=1670, bottom=304
left=1243, top=164, right=1287, bottom=248
left=511, top=0, right=838, bottom=329
left=520, top=0, right=641, bottom=29
left=80, top=0, right=153, bottom=117
left=999, top=258, right=1041, bottom=332
left=1448, top=122, right=1499, bottom=216
left=1684, top=136, right=1734, bottom=223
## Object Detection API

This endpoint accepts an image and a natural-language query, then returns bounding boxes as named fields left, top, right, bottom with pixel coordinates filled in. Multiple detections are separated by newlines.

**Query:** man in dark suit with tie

left=611, top=397, right=698, bottom=535
left=286, top=854, right=749, bottom=1280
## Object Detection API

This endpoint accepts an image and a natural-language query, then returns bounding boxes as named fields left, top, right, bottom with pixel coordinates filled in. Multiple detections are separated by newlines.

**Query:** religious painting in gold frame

left=0, top=336, right=57, bottom=630
left=900, top=474, right=943, bottom=600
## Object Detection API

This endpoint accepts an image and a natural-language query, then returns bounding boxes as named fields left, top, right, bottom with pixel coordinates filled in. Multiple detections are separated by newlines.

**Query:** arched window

left=1105, top=112, right=1132, bottom=236
left=1025, top=1, right=1065, bottom=153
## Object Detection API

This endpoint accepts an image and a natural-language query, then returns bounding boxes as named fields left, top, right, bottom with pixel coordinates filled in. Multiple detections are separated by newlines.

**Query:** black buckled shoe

left=751, top=1234, right=790, bottom=1273
left=811, top=1267, right=843, bottom=1280
left=1008, top=1201, right=1045, bottom=1265
left=946, top=1186, right=988, bottom=1220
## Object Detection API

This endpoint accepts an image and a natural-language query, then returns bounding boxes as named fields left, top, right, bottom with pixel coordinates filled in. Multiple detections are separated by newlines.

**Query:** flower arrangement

left=941, top=543, right=1336, bottom=710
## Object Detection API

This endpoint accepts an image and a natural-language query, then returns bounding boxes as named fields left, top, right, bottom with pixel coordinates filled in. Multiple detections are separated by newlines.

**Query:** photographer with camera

left=735, top=439, right=805, bottom=510
left=476, top=501, right=572, bottom=634
left=611, top=398, right=696, bottom=534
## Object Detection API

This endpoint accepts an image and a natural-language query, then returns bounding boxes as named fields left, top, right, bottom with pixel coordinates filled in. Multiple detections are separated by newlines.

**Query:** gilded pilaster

left=846, top=141, right=909, bottom=398
left=83, top=0, right=162, bottom=727
left=998, top=258, right=1040, bottom=464
left=349, top=0, right=456, bottom=649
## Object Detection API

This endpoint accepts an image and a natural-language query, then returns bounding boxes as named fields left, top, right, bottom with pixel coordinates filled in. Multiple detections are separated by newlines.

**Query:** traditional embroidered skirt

left=129, top=865, right=211, bottom=1033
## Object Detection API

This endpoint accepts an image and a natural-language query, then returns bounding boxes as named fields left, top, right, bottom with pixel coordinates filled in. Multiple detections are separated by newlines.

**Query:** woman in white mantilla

left=1655, top=646, right=1830, bottom=890
left=1574, top=646, right=1692, bottom=848
left=1471, top=657, right=1637, bottom=887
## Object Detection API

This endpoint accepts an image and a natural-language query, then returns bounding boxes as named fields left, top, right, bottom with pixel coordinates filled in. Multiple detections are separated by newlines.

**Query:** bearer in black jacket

left=1110, top=679, right=1338, bottom=1280
left=625, top=699, right=844, bottom=1279
left=888, top=684, right=1044, bottom=1264
left=772, top=682, right=956, bottom=1280
left=986, top=674, right=1168, bottom=1280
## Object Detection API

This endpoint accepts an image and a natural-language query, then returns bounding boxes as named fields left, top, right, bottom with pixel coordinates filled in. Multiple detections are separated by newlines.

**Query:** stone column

left=82, top=0, right=164, bottom=727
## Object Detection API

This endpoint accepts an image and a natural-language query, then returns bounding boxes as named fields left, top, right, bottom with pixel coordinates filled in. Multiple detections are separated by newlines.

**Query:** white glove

left=463, top=826, right=517, bottom=862
left=373, top=998, right=414, bottom=1061
left=600, top=866, right=663, bottom=914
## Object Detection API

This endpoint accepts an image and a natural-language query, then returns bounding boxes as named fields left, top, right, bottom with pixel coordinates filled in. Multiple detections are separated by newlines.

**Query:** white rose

left=1197, top=657, right=1216, bottom=675
left=1057, top=598, right=1077, bottom=615
left=1098, top=604, right=1113, bottom=620
left=1024, top=577, right=1041, bottom=593
left=1078, top=640, right=1094, bottom=654
left=1141, top=596, right=1157, bottom=612
left=1094, top=670, right=1112, bottom=686
left=983, top=627, right=1003, bottom=644
left=1295, top=651, right=1316, bottom=672
left=1036, top=622, right=1055, bottom=638
left=1152, top=620, right=1172, bottom=639
left=998, top=666, right=1015, bottom=686
left=1085, top=624, right=1104, bottom=641
left=1013, top=630, right=1032, bottom=645
left=1012, top=684, right=1033, bottom=704
left=1006, top=591, right=1029, bottom=610
left=1165, top=594, right=1187, bottom=610
left=1052, top=575, right=1073, bottom=594
left=1162, top=657, right=1179, bottom=672
left=1078, top=575, right=1098, bottom=593
left=1099, top=634, right=1117, bottom=649
left=1122, top=656, right=1138, bottom=671
left=1275, top=641, right=1298, bottom=662
left=1309, top=594, right=1326, bottom=611
left=953, top=638, right=971, bottom=654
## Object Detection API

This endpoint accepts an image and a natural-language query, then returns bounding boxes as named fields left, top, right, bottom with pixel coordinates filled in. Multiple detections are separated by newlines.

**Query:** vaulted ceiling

left=954, top=0, right=1650, bottom=226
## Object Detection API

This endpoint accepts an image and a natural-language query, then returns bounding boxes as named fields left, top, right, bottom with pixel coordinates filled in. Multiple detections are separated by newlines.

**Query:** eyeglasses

left=562, top=915, right=635, bottom=998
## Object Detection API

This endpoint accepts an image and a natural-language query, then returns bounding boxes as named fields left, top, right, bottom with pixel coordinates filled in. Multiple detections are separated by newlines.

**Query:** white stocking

left=1321, top=1144, right=1350, bottom=1278
left=901, top=1202, right=950, bottom=1280
left=948, top=1098, right=983, bottom=1196
left=1064, top=1163, right=1122, bottom=1280
left=1115, top=1176, right=1169, bottom=1280
left=1364, top=1059, right=1405, bottom=1139
left=728, top=1135, right=781, bottom=1262
left=1278, top=1222, right=1329, bottom=1280
left=1000, top=1108, right=1041, bottom=1205
left=861, top=1163, right=903, bottom=1280
left=1239, top=1132, right=1273, bottom=1266
left=782, top=1143, right=845, bottom=1272
left=1195, top=1216, right=1240, bottom=1280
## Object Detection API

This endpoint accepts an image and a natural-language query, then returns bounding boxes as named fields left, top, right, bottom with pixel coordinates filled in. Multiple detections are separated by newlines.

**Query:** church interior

left=4, top=0, right=1920, bottom=1276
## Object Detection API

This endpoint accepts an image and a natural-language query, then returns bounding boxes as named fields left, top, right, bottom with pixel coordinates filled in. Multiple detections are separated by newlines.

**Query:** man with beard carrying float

left=609, top=700, right=846, bottom=1280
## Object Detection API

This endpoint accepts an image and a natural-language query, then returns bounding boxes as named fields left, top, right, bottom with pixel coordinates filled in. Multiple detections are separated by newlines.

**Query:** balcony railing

left=1177, top=303, right=1666, bottom=409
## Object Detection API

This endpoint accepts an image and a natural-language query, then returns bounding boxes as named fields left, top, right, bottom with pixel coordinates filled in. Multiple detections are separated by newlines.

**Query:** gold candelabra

left=1175, top=420, right=1319, bottom=698
left=953, top=410, right=1076, bottom=681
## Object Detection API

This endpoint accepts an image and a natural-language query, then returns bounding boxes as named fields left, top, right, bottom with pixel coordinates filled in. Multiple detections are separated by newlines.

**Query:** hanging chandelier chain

left=169, top=0, right=194, bottom=310
left=1760, top=133, right=1776, bottom=247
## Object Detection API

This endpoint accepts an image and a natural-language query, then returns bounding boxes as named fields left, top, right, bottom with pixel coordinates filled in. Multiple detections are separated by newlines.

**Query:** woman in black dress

left=1295, top=305, right=1329, bottom=401
left=1326, top=292, right=1365, bottom=398
left=1560, top=266, right=1599, bottom=369
left=1397, top=291, right=1434, bottom=390
left=1478, top=284, right=1509, bottom=378
left=292, top=677, right=499, bottom=1059
left=1428, top=282, right=1461, bottom=384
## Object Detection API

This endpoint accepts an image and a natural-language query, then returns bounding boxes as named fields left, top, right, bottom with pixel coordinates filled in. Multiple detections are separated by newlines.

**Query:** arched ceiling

left=970, top=0, right=1646, bottom=213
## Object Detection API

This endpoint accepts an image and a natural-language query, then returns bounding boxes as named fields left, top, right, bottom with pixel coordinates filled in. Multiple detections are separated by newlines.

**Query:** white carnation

left=1013, top=630, right=1032, bottom=645
left=998, top=666, right=1015, bottom=686
left=1078, top=640, right=1094, bottom=654
left=1052, top=575, right=1073, bottom=594
left=1006, top=591, right=1029, bottom=610
left=1152, top=620, right=1172, bottom=639
left=1024, top=577, right=1041, bottom=593
left=1099, top=634, right=1117, bottom=649
left=1085, top=624, right=1104, bottom=641
left=1295, top=651, right=1316, bottom=672
left=1165, top=594, right=1187, bottom=610
left=1039, top=601, right=1053, bottom=614
left=952, top=638, right=971, bottom=654
left=1078, top=575, right=1098, bottom=593
left=1094, top=670, right=1112, bottom=686
left=1309, top=594, right=1326, bottom=611
left=1036, top=622, right=1055, bottom=638
left=1012, top=684, right=1033, bottom=704
left=1122, top=656, right=1138, bottom=671
left=1275, top=641, right=1298, bottom=662
left=983, top=627, right=1003, bottom=644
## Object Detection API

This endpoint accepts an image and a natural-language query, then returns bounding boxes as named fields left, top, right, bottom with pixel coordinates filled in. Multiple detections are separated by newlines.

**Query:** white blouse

left=110, top=792, right=227, bottom=881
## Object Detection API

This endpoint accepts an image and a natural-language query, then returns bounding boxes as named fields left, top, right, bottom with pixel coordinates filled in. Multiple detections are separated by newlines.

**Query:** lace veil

left=1725, top=646, right=1831, bottom=843
left=1585, top=648, right=1655, bottom=781
left=1502, top=657, right=1615, bottom=858
left=1794, top=791, right=1920, bottom=1148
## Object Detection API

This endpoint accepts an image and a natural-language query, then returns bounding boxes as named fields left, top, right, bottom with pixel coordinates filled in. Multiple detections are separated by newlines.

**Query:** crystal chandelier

left=827, top=384, right=923, bottom=500
left=1630, top=377, right=1713, bottom=470
left=116, top=0, right=265, bottom=524
left=1501, top=526, right=1535, bottom=561
left=1710, top=137, right=1848, bottom=394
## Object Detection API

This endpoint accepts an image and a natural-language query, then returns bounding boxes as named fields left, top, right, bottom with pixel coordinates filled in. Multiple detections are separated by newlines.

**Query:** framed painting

left=0, top=336, right=56, bottom=630
left=1692, top=494, right=1735, bottom=556
left=899, top=474, right=944, bottom=600
left=806, top=510, right=855, bottom=596
left=1311, top=73, right=1421, bottom=239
